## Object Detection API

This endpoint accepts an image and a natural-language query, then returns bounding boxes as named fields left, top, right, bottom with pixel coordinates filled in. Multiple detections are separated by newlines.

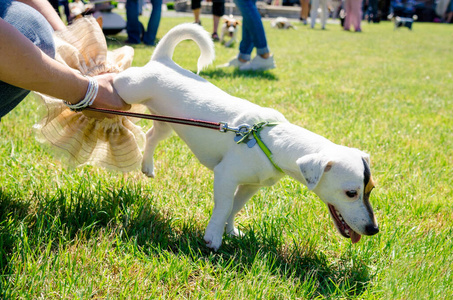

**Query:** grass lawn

left=1, top=13, right=452, bottom=299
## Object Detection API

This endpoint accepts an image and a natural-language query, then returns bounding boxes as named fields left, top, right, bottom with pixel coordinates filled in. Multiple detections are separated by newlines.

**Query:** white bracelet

left=64, top=76, right=99, bottom=111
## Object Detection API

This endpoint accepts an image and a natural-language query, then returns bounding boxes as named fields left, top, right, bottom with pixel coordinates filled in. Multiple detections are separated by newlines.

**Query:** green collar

left=235, top=122, right=284, bottom=173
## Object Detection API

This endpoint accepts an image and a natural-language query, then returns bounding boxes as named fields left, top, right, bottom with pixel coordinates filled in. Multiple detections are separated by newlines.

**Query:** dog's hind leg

left=226, top=184, right=260, bottom=237
left=204, top=162, right=240, bottom=251
left=142, top=121, right=172, bottom=178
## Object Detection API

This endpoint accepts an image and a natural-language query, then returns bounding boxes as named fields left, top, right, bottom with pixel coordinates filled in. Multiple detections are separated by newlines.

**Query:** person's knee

left=192, top=0, right=202, bottom=10
left=212, top=1, right=225, bottom=16
left=1, top=1, right=56, bottom=58
left=0, top=0, right=55, bottom=119
left=150, top=0, right=163, bottom=9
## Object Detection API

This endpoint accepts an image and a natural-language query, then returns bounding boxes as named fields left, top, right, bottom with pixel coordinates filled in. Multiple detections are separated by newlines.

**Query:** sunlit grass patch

left=1, top=14, right=452, bottom=299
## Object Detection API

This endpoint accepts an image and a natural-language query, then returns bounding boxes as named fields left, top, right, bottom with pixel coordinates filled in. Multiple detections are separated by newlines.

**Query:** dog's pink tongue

left=350, top=230, right=362, bottom=244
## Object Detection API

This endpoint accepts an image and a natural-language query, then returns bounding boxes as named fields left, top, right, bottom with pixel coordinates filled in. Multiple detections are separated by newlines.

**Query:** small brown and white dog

left=220, top=15, right=240, bottom=47
left=114, top=24, right=379, bottom=251
left=271, top=17, right=296, bottom=29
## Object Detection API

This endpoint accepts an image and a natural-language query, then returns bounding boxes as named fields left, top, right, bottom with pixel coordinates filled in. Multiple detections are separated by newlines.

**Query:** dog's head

left=296, top=148, right=378, bottom=243
left=222, top=15, right=240, bottom=37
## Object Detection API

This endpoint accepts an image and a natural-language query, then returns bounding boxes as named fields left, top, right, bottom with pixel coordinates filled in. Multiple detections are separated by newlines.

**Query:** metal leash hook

left=219, top=122, right=257, bottom=147
left=219, top=122, right=251, bottom=135
left=220, top=122, right=261, bottom=148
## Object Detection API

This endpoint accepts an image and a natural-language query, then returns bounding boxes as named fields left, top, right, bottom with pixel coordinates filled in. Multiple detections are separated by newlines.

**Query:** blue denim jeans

left=126, top=0, right=162, bottom=45
left=233, top=0, right=269, bottom=61
left=0, top=0, right=55, bottom=120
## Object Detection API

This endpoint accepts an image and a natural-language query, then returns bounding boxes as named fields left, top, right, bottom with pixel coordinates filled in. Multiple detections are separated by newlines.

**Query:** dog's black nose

left=365, top=224, right=379, bottom=235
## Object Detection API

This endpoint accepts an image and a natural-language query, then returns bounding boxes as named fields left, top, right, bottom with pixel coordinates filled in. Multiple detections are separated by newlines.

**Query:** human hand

left=82, top=73, right=131, bottom=119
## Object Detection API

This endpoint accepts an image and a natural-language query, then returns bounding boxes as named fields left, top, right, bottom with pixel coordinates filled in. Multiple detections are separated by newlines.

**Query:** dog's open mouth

left=328, top=204, right=361, bottom=244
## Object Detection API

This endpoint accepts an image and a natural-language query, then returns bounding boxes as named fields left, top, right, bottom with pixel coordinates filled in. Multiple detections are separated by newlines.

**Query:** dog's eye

left=345, top=190, right=358, bottom=198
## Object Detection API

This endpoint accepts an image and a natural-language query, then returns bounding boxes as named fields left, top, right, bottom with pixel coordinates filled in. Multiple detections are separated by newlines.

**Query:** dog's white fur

left=220, top=15, right=239, bottom=47
left=114, top=24, right=379, bottom=251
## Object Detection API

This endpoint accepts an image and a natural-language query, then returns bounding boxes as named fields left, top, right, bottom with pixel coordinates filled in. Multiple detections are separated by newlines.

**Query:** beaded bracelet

left=64, top=76, right=99, bottom=111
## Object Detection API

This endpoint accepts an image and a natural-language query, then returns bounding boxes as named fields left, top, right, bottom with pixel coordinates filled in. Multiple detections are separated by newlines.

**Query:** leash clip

left=219, top=122, right=228, bottom=132
left=219, top=122, right=251, bottom=136
left=235, top=124, right=252, bottom=136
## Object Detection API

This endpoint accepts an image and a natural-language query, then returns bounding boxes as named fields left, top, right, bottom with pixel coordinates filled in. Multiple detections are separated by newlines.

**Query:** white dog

left=271, top=17, right=296, bottom=29
left=114, top=24, right=379, bottom=251
left=220, top=15, right=240, bottom=47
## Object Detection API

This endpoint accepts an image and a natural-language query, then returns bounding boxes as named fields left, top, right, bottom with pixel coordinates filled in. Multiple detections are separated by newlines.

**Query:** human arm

left=0, top=18, right=131, bottom=113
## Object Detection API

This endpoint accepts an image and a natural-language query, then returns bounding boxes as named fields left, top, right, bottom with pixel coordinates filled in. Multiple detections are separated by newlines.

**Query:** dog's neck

left=262, top=123, right=334, bottom=182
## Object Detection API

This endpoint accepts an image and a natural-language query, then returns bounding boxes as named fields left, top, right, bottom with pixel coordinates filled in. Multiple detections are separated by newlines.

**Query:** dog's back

left=114, top=23, right=287, bottom=168
left=117, top=23, right=285, bottom=124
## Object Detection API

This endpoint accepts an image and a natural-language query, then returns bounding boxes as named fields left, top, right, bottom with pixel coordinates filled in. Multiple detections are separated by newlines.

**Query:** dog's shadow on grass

left=202, top=68, right=279, bottom=81
left=0, top=187, right=372, bottom=297
left=134, top=216, right=373, bottom=298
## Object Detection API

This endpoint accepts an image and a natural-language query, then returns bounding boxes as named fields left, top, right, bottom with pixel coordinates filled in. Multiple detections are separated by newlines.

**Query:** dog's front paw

left=141, top=160, right=155, bottom=178
left=204, top=228, right=224, bottom=251
left=142, top=166, right=155, bottom=178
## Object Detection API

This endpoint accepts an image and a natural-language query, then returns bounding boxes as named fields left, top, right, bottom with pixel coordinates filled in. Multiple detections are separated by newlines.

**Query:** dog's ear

left=296, top=154, right=332, bottom=190
left=353, top=148, right=371, bottom=166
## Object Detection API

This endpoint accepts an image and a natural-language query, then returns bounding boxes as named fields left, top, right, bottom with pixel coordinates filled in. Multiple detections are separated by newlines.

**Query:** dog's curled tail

left=151, top=23, right=215, bottom=74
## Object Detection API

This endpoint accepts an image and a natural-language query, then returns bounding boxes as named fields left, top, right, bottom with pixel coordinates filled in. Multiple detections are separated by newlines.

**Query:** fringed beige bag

left=34, top=16, right=146, bottom=172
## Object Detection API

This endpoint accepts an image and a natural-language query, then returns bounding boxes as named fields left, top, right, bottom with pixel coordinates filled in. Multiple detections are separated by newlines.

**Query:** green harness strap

left=235, top=122, right=284, bottom=173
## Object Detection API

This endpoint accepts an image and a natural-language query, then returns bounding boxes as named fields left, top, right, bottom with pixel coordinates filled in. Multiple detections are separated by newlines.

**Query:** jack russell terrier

left=114, top=23, right=379, bottom=251
left=271, top=17, right=296, bottom=29
left=220, top=15, right=240, bottom=47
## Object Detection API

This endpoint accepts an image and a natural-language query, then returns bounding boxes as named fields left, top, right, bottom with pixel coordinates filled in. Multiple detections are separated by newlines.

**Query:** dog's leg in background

left=204, top=161, right=239, bottom=250
left=142, top=121, right=173, bottom=178
left=219, top=26, right=225, bottom=45
left=225, top=184, right=260, bottom=237
left=224, top=38, right=233, bottom=48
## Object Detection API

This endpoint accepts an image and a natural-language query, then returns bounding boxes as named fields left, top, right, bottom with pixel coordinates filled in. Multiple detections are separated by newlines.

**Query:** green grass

left=1, top=14, right=452, bottom=299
